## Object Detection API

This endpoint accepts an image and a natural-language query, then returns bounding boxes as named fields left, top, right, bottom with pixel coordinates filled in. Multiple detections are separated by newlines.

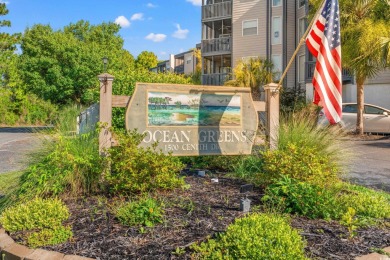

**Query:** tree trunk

left=356, top=79, right=365, bottom=135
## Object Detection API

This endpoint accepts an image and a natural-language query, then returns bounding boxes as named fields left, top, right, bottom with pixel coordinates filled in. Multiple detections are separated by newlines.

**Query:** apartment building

left=150, top=44, right=200, bottom=76
left=201, top=0, right=390, bottom=109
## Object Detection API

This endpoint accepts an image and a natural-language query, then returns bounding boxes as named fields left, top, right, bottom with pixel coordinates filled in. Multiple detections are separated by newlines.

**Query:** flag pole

left=276, top=0, right=326, bottom=91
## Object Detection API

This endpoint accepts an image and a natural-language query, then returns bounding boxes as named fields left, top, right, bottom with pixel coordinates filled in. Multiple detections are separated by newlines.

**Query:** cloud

left=172, top=24, right=189, bottom=39
left=115, top=16, right=131, bottom=28
left=147, top=3, right=157, bottom=8
left=131, top=13, right=144, bottom=21
left=186, top=0, right=201, bottom=6
left=0, top=0, right=10, bottom=4
left=145, top=33, right=167, bottom=42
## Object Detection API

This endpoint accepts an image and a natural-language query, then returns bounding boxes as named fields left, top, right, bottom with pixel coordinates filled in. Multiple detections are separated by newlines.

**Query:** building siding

left=285, top=0, right=296, bottom=88
left=366, top=69, right=390, bottom=85
left=232, top=0, right=266, bottom=67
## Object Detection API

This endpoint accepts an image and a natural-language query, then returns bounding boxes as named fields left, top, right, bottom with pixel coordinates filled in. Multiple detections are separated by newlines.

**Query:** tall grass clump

left=16, top=106, right=105, bottom=199
left=278, top=107, right=344, bottom=159
left=257, top=108, right=348, bottom=186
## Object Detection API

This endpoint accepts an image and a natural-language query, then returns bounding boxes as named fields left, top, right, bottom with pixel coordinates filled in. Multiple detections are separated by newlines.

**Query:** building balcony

left=202, top=1, right=232, bottom=21
left=202, top=36, right=232, bottom=55
left=305, top=61, right=353, bottom=84
left=174, top=64, right=184, bottom=74
left=202, top=73, right=230, bottom=86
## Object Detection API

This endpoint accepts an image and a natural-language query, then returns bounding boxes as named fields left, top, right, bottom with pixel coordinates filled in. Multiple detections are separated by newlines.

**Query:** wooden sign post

left=98, top=73, right=115, bottom=155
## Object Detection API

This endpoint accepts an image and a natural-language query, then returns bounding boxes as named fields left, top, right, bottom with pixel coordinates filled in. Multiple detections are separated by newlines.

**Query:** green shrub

left=0, top=89, right=57, bottom=126
left=180, top=155, right=242, bottom=172
left=27, top=226, right=73, bottom=248
left=15, top=106, right=105, bottom=199
left=107, top=130, right=185, bottom=194
left=116, top=197, right=164, bottom=227
left=262, top=176, right=342, bottom=220
left=260, top=142, right=340, bottom=185
left=262, top=177, right=390, bottom=222
left=17, top=131, right=104, bottom=198
left=191, top=213, right=307, bottom=260
left=232, top=154, right=263, bottom=181
left=337, top=183, right=390, bottom=219
left=0, top=198, right=70, bottom=232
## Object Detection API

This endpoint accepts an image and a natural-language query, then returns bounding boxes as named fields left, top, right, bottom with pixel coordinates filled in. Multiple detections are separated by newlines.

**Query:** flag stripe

left=306, top=0, right=342, bottom=124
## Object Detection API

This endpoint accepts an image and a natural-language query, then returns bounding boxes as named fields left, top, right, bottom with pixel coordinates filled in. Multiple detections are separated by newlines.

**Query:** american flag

left=306, top=0, right=342, bottom=124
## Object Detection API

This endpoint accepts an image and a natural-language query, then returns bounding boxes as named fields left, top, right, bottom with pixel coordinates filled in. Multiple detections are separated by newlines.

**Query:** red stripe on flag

left=313, top=78, right=338, bottom=124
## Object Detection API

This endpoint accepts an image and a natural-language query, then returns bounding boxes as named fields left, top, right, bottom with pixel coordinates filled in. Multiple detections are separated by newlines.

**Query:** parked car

left=318, top=103, right=390, bottom=134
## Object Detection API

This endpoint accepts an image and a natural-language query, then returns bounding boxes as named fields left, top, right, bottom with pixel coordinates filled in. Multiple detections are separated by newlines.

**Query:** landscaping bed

left=8, top=173, right=389, bottom=260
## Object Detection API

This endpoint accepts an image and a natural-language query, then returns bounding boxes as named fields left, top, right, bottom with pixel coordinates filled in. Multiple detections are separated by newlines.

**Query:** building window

left=186, top=57, right=192, bottom=64
left=271, top=54, right=282, bottom=80
left=271, top=16, right=281, bottom=45
left=298, top=55, right=305, bottom=83
left=298, top=18, right=306, bottom=39
left=272, top=0, right=281, bottom=7
left=299, top=0, right=305, bottom=8
left=242, top=19, right=258, bottom=36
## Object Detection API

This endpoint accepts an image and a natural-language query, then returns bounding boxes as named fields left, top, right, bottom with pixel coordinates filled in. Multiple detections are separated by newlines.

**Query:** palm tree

left=340, top=0, right=390, bottom=134
left=224, top=57, right=274, bottom=100
left=309, top=0, right=390, bottom=134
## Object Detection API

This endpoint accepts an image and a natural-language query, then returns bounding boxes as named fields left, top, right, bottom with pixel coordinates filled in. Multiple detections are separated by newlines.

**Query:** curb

left=0, top=228, right=94, bottom=260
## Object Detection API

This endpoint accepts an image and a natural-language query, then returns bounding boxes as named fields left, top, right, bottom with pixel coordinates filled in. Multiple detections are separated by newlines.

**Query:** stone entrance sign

left=125, top=83, right=258, bottom=156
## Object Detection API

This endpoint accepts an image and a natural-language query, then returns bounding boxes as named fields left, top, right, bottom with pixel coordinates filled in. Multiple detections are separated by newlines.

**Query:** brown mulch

left=10, top=173, right=390, bottom=260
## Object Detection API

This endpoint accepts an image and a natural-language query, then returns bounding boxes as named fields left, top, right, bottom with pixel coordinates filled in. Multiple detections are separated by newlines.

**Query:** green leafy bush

left=260, top=142, right=340, bottom=186
left=180, top=155, right=242, bottom=172
left=262, top=176, right=390, bottom=221
left=262, top=176, right=341, bottom=220
left=337, top=183, right=390, bottom=219
left=107, top=130, right=185, bottom=194
left=0, top=198, right=70, bottom=232
left=116, top=197, right=164, bottom=227
left=0, top=89, right=57, bottom=126
left=27, top=226, right=73, bottom=248
left=191, top=213, right=307, bottom=260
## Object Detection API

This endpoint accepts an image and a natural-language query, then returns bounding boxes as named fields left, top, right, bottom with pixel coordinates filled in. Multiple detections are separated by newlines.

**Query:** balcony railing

left=202, top=36, right=232, bottom=55
left=174, top=64, right=184, bottom=74
left=202, top=73, right=230, bottom=86
left=202, top=1, right=232, bottom=20
left=305, top=61, right=353, bottom=83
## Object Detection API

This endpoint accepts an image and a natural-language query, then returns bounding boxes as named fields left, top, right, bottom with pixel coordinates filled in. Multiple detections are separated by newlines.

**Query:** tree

left=19, top=21, right=134, bottom=105
left=224, top=57, right=274, bottom=100
left=309, top=0, right=390, bottom=134
left=0, top=3, right=20, bottom=88
left=135, top=51, right=158, bottom=71
left=190, top=48, right=202, bottom=85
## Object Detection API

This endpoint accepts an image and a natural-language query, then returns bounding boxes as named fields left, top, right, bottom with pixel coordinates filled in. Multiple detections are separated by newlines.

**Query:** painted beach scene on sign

left=147, top=91, right=241, bottom=126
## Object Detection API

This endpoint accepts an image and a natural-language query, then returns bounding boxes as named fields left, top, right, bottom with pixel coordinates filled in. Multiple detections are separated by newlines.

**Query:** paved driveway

left=0, top=127, right=47, bottom=174
left=342, top=135, right=390, bottom=192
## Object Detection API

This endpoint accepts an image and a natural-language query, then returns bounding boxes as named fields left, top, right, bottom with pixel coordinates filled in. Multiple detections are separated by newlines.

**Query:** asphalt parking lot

left=0, top=127, right=47, bottom=174
left=342, top=135, right=390, bottom=192
left=1, top=128, right=389, bottom=192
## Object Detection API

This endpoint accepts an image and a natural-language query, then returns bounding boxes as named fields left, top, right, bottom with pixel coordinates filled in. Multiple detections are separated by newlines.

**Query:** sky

left=1, top=0, right=202, bottom=60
